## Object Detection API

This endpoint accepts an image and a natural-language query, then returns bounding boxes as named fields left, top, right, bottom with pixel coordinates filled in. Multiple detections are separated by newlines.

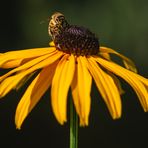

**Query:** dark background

left=0, top=0, right=148, bottom=148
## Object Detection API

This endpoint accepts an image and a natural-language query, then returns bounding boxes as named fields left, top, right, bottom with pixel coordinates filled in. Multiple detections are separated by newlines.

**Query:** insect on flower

left=0, top=12, right=148, bottom=129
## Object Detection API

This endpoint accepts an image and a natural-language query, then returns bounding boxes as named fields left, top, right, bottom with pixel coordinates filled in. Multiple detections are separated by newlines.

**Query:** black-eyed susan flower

left=0, top=12, right=148, bottom=130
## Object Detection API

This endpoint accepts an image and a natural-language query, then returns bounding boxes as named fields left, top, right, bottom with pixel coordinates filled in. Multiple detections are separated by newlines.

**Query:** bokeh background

left=0, top=0, right=148, bottom=148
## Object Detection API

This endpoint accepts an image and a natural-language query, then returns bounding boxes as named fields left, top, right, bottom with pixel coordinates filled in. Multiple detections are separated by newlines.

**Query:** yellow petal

left=107, top=72, right=125, bottom=95
left=1, top=59, right=24, bottom=69
left=0, top=47, right=56, bottom=67
left=0, top=51, right=63, bottom=83
left=49, top=41, right=55, bottom=46
left=0, top=52, right=63, bottom=97
left=126, top=70, right=148, bottom=87
left=99, top=52, right=111, bottom=60
left=0, top=74, right=22, bottom=97
left=71, top=65, right=84, bottom=126
left=100, top=47, right=137, bottom=73
left=14, top=72, right=36, bottom=90
left=87, top=57, right=122, bottom=119
left=51, top=54, right=75, bottom=124
left=76, top=56, right=92, bottom=125
left=1, top=57, right=37, bottom=69
left=95, top=57, right=148, bottom=111
left=15, top=64, right=56, bottom=129
left=0, top=54, right=50, bottom=82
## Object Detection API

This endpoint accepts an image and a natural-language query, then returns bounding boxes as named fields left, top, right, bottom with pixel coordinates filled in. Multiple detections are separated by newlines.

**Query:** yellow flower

left=0, top=41, right=148, bottom=129
left=0, top=12, right=148, bottom=129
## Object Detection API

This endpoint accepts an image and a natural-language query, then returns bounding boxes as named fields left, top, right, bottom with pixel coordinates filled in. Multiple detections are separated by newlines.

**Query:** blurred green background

left=0, top=0, right=148, bottom=148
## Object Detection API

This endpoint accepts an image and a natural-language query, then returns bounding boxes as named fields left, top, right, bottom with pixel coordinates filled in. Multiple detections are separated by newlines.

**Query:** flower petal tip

left=79, top=123, right=88, bottom=127
left=0, top=93, right=5, bottom=99
left=56, top=117, right=67, bottom=125
left=143, top=107, right=148, bottom=112
left=79, top=118, right=89, bottom=127
left=59, top=121, right=65, bottom=125
left=16, top=125, right=21, bottom=130
left=112, top=113, right=122, bottom=120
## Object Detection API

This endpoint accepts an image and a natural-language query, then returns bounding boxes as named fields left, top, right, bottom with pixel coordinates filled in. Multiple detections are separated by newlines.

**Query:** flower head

left=0, top=12, right=148, bottom=129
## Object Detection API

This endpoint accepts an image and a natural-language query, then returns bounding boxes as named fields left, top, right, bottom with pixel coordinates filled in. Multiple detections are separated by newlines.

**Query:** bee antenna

left=40, top=18, right=50, bottom=25
left=39, top=21, right=45, bottom=24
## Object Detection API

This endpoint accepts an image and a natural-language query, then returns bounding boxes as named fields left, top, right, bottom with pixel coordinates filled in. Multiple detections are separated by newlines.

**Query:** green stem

left=70, top=98, right=78, bottom=148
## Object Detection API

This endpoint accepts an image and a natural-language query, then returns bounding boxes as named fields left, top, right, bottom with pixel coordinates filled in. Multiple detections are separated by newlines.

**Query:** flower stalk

left=70, top=98, right=78, bottom=148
